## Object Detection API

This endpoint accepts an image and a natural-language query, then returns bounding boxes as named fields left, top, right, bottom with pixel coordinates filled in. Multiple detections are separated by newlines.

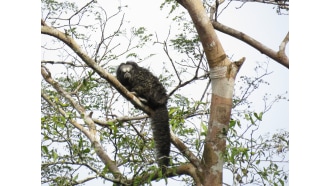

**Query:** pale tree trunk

left=176, top=0, right=244, bottom=185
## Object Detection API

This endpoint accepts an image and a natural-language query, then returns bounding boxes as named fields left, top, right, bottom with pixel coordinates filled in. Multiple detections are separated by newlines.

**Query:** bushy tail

left=151, top=105, right=171, bottom=171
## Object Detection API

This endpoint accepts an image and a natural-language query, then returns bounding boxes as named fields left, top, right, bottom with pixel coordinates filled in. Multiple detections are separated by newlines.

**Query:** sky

left=2, top=0, right=330, bottom=186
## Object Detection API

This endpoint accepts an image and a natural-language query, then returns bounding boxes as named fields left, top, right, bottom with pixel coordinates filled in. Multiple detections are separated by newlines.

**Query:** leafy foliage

left=41, top=0, right=288, bottom=185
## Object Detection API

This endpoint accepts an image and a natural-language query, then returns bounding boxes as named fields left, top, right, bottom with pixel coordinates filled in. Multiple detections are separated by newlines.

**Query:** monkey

left=116, top=61, right=170, bottom=172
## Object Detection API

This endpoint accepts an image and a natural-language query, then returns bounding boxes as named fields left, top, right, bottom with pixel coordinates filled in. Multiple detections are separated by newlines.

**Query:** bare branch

left=41, top=60, right=86, bottom=67
left=211, top=21, right=289, bottom=68
left=68, top=0, right=96, bottom=20
left=168, top=73, right=209, bottom=97
left=94, top=8, right=125, bottom=63
left=231, top=0, right=289, bottom=12
left=41, top=19, right=47, bottom=26
left=163, top=40, right=182, bottom=84
left=279, top=31, right=289, bottom=59
left=93, top=115, right=149, bottom=127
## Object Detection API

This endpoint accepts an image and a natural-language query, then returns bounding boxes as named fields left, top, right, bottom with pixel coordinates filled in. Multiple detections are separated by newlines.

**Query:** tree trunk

left=177, top=0, right=244, bottom=185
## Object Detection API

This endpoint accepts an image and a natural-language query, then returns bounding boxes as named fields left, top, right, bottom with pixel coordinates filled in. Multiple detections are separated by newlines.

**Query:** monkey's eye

left=120, top=65, right=133, bottom=73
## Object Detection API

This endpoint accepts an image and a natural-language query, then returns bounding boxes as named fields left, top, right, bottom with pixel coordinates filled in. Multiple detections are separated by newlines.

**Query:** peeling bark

left=176, top=1, right=244, bottom=185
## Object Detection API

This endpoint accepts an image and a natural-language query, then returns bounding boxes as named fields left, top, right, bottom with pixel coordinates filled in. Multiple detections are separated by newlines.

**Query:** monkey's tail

left=151, top=105, right=171, bottom=172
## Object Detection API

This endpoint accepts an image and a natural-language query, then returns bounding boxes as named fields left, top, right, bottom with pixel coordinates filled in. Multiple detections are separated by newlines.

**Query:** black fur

left=116, top=61, right=170, bottom=170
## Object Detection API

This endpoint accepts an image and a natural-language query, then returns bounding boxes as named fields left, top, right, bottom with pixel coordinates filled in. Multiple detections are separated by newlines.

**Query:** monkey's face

left=119, top=64, right=133, bottom=79
left=117, top=61, right=140, bottom=87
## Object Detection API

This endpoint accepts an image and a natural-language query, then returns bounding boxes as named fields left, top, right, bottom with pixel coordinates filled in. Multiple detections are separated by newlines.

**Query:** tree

left=41, top=0, right=288, bottom=185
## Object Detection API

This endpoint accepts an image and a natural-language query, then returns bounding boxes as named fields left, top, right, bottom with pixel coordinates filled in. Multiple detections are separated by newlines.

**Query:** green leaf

left=82, top=148, right=91, bottom=154
left=168, top=107, right=178, bottom=115
left=229, top=119, right=236, bottom=128
left=242, top=168, right=248, bottom=176
left=259, top=112, right=263, bottom=120
left=43, top=135, right=50, bottom=140
left=237, top=120, right=241, bottom=127
left=73, top=174, right=79, bottom=181
left=59, top=102, right=69, bottom=107
left=201, top=122, right=208, bottom=136
left=253, top=112, right=263, bottom=121
left=107, top=121, right=114, bottom=126
left=78, top=137, right=83, bottom=149
left=41, top=146, right=49, bottom=154
left=52, top=150, right=58, bottom=162
left=253, top=112, right=259, bottom=119
left=195, top=139, right=200, bottom=149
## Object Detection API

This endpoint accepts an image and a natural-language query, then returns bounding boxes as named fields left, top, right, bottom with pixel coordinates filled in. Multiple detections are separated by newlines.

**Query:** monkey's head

left=116, top=61, right=139, bottom=84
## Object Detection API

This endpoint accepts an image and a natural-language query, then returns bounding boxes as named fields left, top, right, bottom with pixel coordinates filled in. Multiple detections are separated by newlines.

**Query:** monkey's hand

left=131, top=91, right=148, bottom=104
left=137, top=96, right=148, bottom=104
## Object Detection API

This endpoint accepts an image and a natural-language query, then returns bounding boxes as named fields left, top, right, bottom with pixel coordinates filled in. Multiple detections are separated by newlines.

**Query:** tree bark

left=176, top=0, right=244, bottom=185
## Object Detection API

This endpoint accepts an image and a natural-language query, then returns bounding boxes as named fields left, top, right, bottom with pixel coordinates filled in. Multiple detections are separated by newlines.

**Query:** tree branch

left=41, top=60, right=86, bottom=67
left=128, top=163, right=200, bottom=185
left=170, top=130, right=201, bottom=169
left=231, top=0, right=289, bottom=11
left=41, top=21, right=152, bottom=115
left=278, top=31, right=289, bottom=61
left=168, top=73, right=209, bottom=97
left=211, top=21, right=289, bottom=68
left=41, top=66, right=123, bottom=180
left=93, top=115, right=149, bottom=127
